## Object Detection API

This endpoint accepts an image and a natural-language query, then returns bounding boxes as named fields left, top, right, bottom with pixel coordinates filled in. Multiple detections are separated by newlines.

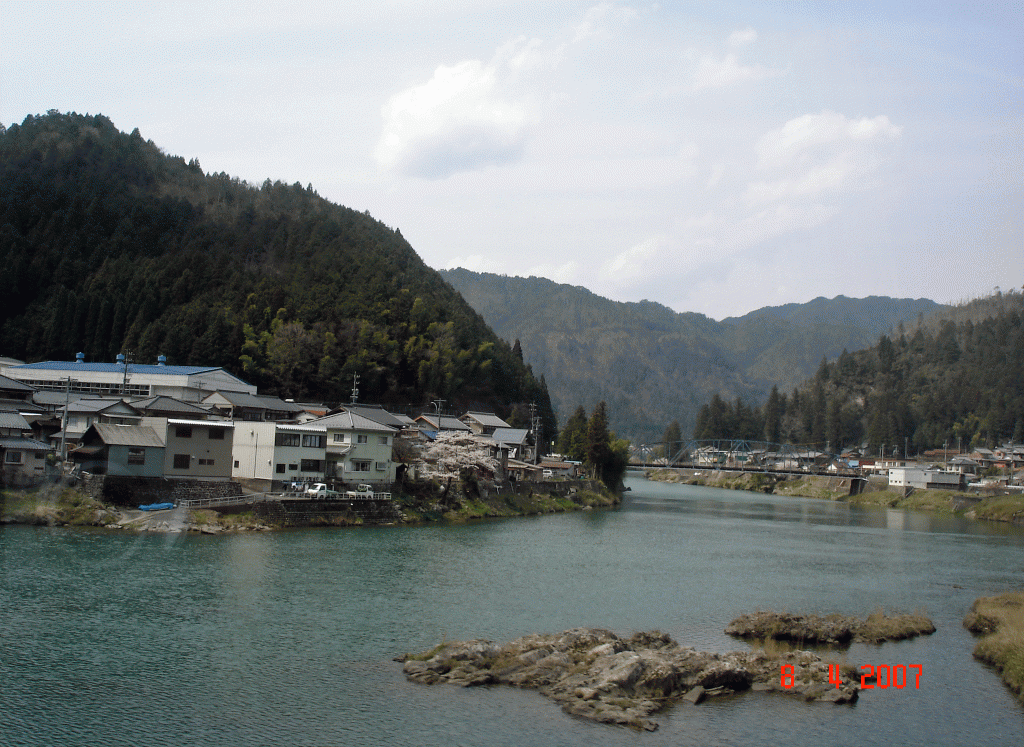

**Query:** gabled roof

left=67, top=398, right=141, bottom=415
left=416, top=414, right=472, bottom=432
left=203, top=390, right=305, bottom=412
left=0, top=436, right=50, bottom=451
left=84, top=423, right=165, bottom=448
left=342, top=405, right=408, bottom=429
left=309, top=410, right=398, bottom=433
left=460, top=411, right=512, bottom=429
left=491, top=427, right=529, bottom=445
left=0, top=411, right=32, bottom=431
left=130, top=395, right=211, bottom=416
left=0, top=374, right=35, bottom=392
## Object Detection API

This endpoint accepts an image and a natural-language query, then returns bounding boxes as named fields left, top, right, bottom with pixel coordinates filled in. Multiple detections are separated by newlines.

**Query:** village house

left=71, top=423, right=165, bottom=477
left=230, top=422, right=327, bottom=492
left=310, top=410, right=398, bottom=486
left=459, top=411, right=512, bottom=436
left=139, top=417, right=235, bottom=481
left=0, top=410, right=51, bottom=486
left=202, top=390, right=307, bottom=422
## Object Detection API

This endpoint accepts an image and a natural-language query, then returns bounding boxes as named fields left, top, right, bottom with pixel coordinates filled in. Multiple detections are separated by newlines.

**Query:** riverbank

left=0, top=478, right=620, bottom=532
left=644, top=468, right=1024, bottom=525
left=964, top=591, right=1024, bottom=702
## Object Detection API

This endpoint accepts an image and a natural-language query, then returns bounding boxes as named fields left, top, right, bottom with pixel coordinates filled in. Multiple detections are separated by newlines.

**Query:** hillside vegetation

left=0, top=112, right=556, bottom=437
left=693, top=292, right=1024, bottom=452
left=440, top=268, right=939, bottom=444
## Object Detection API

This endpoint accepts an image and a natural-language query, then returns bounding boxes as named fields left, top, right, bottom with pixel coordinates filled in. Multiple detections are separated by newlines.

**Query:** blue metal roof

left=12, top=361, right=221, bottom=375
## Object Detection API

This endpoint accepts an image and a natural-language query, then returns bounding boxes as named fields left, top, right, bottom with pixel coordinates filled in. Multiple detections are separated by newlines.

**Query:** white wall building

left=231, top=422, right=327, bottom=490
left=311, top=411, right=398, bottom=486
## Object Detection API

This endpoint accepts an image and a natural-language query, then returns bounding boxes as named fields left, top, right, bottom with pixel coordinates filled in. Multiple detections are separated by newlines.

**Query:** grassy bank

left=644, top=469, right=1024, bottom=525
left=964, top=591, right=1024, bottom=702
left=1, top=485, right=117, bottom=527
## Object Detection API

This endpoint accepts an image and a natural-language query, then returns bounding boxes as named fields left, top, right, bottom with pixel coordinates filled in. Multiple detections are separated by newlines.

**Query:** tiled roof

left=416, top=414, right=472, bottom=431
left=0, top=436, right=50, bottom=450
left=461, top=411, right=512, bottom=428
left=491, top=428, right=529, bottom=444
left=130, top=396, right=210, bottom=415
left=0, top=374, right=35, bottom=392
left=343, top=405, right=407, bottom=428
left=309, top=410, right=398, bottom=433
left=0, top=411, right=32, bottom=430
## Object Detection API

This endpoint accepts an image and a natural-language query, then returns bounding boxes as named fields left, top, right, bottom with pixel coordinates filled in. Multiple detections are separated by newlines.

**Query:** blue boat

left=138, top=502, right=175, bottom=511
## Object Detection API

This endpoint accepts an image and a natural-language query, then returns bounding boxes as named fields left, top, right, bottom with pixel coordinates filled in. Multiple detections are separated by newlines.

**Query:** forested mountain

left=694, top=292, right=1024, bottom=454
left=439, top=268, right=939, bottom=444
left=0, top=111, right=556, bottom=440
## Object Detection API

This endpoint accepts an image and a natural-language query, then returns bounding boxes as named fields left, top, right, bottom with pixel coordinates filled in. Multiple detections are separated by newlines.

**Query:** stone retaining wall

left=255, top=498, right=404, bottom=526
left=81, top=474, right=244, bottom=506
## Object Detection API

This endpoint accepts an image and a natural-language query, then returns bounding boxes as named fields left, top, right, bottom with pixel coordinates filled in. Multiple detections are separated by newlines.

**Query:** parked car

left=306, top=482, right=340, bottom=499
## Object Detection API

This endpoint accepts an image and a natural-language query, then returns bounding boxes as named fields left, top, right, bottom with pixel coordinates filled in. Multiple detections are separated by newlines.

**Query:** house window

left=5, top=450, right=23, bottom=464
left=234, top=460, right=240, bottom=469
left=302, top=434, right=324, bottom=448
left=379, top=436, right=389, bottom=445
left=208, top=429, right=226, bottom=440
left=175, top=427, right=192, bottom=438
left=127, top=448, right=145, bottom=465
left=276, top=433, right=301, bottom=447
left=350, top=460, right=371, bottom=472
left=276, top=463, right=285, bottom=474
left=198, top=458, right=215, bottom=466
left=173, top=454, right=190, bottom=469
left=300, top=459, right=322, bottom=472
left=288, top=463, right=298, bottom=471
left=375, top=461, right=387, bottom=471
left=333, top=433, right=345, bottom=443
left=356, top=434, right=368, bottom=444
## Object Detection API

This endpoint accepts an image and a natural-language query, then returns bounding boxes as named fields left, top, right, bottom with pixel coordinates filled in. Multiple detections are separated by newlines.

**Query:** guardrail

left=180, top=490, right=393, bottom=508
left=179, top=494, right=265, bottom=509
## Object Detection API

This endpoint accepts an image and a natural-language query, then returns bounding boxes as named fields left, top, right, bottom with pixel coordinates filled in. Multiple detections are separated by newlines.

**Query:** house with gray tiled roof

left=0, top=410, right=51, bottom=486
left=308, top=410, right=398, bottom=485
left=202, top=391, right=306, bottom=422
left=459, top=411, right=512, bottom=436
left=71, top=423, right=165, bottom=478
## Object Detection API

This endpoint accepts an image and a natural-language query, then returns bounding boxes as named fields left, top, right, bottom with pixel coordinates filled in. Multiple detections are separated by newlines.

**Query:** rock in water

left=399, top=628, right=860, bottom=731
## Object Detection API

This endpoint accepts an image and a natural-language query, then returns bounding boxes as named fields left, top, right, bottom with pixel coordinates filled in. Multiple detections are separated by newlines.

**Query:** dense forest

left=440, top=267, right=940, bottom=444
left=0, top=111, right=557, bottom=442
left=689, top=292, right=1024, bottom=454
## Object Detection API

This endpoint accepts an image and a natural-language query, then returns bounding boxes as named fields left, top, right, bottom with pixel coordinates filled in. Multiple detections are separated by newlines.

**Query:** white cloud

left=691, top=52, right=778, bottom=91
left=748, top=110, right=902, bottom=203
left=572, top=1, right=639, bottom=43
left=728, top=28, right=758, bottom=48
left=375, top=55, right=536, bottom=179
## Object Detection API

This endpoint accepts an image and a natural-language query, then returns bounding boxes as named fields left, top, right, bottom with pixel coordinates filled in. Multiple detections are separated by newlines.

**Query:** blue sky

left=3, top=1, right=1020, bottom=319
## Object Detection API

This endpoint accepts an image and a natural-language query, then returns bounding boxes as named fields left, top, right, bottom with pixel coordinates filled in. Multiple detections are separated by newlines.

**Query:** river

left=2, top=474, right=1023, bottom=745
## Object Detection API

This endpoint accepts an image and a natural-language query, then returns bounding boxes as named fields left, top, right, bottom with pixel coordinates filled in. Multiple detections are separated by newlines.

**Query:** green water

left=2, top=475, right=1023, bottom=745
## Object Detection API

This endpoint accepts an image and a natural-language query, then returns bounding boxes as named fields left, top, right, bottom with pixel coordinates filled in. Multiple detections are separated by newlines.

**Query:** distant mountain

left=439, top=269, right=942, bottom=444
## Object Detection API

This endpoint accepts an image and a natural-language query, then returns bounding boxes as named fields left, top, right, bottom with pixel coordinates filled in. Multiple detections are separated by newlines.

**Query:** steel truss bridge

left=632, top=439, right=861, bottom=477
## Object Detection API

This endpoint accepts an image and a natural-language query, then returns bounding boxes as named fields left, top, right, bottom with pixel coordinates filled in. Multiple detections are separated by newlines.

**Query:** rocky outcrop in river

left=399, top=628, right=859, bottom=731
left=726, top=610, right=936, bottom=645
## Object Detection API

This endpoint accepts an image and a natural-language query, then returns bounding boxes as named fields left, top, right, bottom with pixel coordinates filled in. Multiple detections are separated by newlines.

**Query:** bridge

left=631, top=439, right=861, bottom=477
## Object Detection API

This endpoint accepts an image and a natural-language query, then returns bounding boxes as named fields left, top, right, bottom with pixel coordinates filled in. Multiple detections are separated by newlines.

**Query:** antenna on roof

left=350, top=373, right=359, bottom=404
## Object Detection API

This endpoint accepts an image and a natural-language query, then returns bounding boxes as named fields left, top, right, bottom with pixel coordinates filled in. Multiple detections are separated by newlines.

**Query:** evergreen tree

left=662, top=420, right=682, bottom=460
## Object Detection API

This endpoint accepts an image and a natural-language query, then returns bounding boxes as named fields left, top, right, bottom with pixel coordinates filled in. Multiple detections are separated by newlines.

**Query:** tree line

left=680, top=291, right=1024, bottom=454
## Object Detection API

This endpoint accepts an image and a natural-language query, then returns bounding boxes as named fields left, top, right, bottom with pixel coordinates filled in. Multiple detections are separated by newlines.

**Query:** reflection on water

left=2, top=475, right=1023, bottom=746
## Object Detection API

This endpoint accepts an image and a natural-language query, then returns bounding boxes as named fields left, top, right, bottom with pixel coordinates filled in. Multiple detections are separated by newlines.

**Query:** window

left=276, top=433, right=301, bottom=447
left=276, top=463, right=285, bottom=474
left=127, top=448, right=145, bottom=465
left=234, top=460, right=240, bottom=469
left=173, top=454, right=190, bottom=469
left=175, top=427, right=192, bottom=438
left=302, top=434, right=324, bottom=448
left=208, top=429, right=226, bottom=440
left=356, top=434, right=368, bottom=444
left=288, top=463, right=298, bottom=471
left=198, top=458, right=215, bottom=466
left=300, top=459, right=322, bottom=472
left=379, top=436, right=389, bottom=445
left=350, top=460, right=371, bottom=472
left=5, top=450, right=23, bottom=464
left=375, top=461, right=387, bottom=471
left=333, top=433, right=345, bottom=443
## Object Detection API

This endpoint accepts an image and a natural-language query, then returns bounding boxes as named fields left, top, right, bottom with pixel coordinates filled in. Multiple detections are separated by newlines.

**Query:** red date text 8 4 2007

left=781, top=664, right=923, bottom=690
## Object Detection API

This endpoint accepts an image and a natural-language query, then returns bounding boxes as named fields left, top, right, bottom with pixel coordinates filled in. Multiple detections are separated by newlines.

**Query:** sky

left=2, top=1, right=1021, bottom=319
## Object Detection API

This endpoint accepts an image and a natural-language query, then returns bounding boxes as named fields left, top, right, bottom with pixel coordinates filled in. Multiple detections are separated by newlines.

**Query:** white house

left=231, top=422, right=327, bottom=491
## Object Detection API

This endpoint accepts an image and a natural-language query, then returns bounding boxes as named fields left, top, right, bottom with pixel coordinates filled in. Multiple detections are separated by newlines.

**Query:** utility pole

left=59, top=377, right=74, bottom=466
left=350, top=373, right=360, bottom=404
